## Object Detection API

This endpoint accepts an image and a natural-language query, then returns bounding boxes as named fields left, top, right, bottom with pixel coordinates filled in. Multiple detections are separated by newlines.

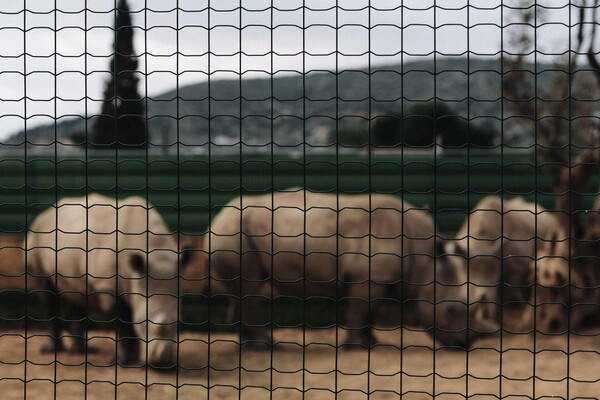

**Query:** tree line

left=331, top=101, right=496, bottom=150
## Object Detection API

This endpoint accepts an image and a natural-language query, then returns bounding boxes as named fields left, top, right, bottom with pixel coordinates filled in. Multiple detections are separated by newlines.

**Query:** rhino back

left=26, top=195, right=176, bottom=311
left=207, top=191, right=435, bottom=296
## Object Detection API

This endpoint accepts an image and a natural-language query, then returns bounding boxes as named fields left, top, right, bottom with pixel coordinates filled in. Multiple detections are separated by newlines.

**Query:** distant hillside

left=5, top=57, right=573, bottom=153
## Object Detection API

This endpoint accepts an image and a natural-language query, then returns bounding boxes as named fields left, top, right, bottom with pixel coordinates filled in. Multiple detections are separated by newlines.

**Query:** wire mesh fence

left=1, top=1, right=599, bottom=399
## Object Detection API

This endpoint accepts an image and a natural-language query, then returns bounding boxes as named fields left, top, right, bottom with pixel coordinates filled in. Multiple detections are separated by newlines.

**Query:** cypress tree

left=92, top=0, right=146, bottom=149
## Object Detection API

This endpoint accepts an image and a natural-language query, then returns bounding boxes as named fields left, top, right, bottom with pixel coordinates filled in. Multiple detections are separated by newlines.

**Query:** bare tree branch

left=504, top=0, right=599, bottom=192
left=587, top=0, right=600, bottom=85
left=555, top=147, right=600, bottom=233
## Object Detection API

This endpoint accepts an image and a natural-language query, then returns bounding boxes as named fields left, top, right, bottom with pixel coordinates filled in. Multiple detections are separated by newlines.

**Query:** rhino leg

left=224, top=295, right=271, bottom=345
left=40, top=283, right=66, bottom=354
left=342, top=283, right=378, bottom=349
left=213, top=236, right=273, bottom=346
left=116, top=300, right=140, bottom=366
left=570, top=302, right=596, bottom=333
left=239, top=287, right=272, bottom=346
left=343, top=305, right=377, bottom=348
left=67, top=304, right=99, bottom=354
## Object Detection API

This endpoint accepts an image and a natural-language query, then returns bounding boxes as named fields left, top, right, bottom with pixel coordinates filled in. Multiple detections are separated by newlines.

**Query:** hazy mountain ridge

left=6, top=57, right=573, bottom=153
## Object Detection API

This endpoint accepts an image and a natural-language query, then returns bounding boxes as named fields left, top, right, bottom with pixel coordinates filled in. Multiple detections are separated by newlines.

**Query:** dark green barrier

left=0, top=152, right=592, bottom=234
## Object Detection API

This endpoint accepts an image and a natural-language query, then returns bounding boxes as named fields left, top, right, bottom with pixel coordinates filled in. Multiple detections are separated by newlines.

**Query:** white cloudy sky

left=0, top=0, right=589, bottom=140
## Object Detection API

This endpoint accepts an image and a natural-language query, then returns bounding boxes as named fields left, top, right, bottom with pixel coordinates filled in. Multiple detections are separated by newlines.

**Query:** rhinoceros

left=438, top=196, right=557, bottom=329
left=534, top=194, right=600, bottom=333
left=26, top=194, right=189, bottom=368
left=204, top=189, right=492, bottom=348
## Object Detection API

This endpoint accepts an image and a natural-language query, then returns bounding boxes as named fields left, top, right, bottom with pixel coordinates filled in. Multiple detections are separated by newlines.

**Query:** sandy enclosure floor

left=0, top=327, right=599, bottom=400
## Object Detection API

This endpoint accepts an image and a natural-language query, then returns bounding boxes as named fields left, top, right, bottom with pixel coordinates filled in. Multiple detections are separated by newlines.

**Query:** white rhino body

left=441, top=196, right=557, bottom=328
left=206, top=190, right=477, bottom=347
left=27, top=194, right=181, bottom=368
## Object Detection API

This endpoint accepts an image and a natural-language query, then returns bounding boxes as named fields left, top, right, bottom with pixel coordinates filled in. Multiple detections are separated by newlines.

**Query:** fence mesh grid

left=1, top=1, right=599, bottom=399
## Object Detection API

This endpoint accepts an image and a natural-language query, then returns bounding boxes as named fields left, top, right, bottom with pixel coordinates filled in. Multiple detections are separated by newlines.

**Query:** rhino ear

left=180, top=247, right=195, bottom=270
left=436, top=240, right=446, bottom=256
left=130, top=253, right=146, bottom=274
left=179, top=233, right=205, bottom=270
left=483, top=239, right=502, bottom=257
left=437, top=239, right=466, bottom=257
left=469, top=311, right=499, bottom=335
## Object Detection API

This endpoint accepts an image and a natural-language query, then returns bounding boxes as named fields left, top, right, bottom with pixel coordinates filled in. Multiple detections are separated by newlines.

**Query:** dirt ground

left=2, top=234, right=599, bottom=399
left=0, top=327, right=599, bottom=400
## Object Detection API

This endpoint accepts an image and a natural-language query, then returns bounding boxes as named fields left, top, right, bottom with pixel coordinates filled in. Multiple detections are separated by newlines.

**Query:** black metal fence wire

left=0, top=1, right=599, bottom=399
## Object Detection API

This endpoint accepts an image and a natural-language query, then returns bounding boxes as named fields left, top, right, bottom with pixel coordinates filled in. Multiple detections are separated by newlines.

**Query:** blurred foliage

left=331, top=101, right=496, bottom=149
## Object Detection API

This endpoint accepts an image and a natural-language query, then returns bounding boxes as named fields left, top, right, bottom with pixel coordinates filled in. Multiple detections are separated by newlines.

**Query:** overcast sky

left=0, top=0, right=588, bottom=140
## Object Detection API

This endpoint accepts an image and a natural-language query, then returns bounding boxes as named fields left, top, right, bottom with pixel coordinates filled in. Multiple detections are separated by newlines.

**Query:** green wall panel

left=1, top=153, right=594, bottom=234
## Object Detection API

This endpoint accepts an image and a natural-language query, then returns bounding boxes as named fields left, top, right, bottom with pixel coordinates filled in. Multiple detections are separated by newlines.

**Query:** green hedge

left=0, top=152, right=590, bottom=234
